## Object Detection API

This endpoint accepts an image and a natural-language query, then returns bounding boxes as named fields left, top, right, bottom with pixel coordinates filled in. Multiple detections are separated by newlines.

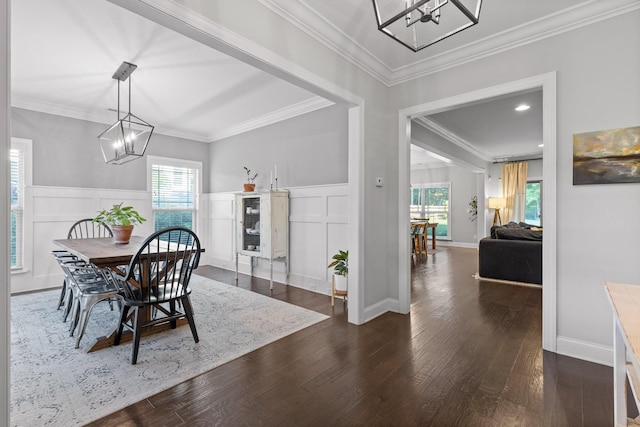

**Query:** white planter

left=334, top=274, right=348, bottom=292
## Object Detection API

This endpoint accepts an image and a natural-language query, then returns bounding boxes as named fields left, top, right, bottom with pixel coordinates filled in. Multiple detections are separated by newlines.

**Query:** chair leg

left=114, top=305, right=130, bottom=346
left=181, top=296, right=199, bottom=343
left=62, top=285, right=74, bottom=323
left=75, top=297, right=108, bottom=349
left=57, top=279, right=67, bottom=310
left=131, top=306, right=144, bottom=365
left=169, top=300, right=177, bottom=329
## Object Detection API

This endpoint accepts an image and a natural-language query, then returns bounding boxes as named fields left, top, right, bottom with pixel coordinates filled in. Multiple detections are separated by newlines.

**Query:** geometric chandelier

left=97, top=61, right=154, bottom=165
left=372, top=0, right=482, bottom=52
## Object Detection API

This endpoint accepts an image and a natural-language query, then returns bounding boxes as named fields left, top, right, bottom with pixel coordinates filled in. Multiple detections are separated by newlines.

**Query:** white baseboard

left=363, top=298, right=400, bottom=323
left=437, top=241, right=478, bottom=249
left=556, top=335, right=612, bottom=367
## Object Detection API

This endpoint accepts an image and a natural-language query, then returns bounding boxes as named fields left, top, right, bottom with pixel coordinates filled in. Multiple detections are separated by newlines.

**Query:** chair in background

left=56, top=219, right=113, bottom=313
left=112, top=226, right=201, bottom=364
left=411, top=222, right=427, bottom=261
left=67, top=218, right=113, bottom=239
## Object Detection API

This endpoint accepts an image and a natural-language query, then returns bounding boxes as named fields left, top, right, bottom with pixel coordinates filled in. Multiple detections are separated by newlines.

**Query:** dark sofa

left=478, top=222, right=542, bottom=285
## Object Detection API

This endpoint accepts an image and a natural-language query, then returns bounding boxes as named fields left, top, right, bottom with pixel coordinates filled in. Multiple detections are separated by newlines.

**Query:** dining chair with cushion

left=411, top=222, right=427, bottom=261
left=111, top=226, right=201, bottom=364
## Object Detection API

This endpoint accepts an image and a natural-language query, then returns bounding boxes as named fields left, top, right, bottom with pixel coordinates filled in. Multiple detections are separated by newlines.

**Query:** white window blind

left=151, top=163, right=198, bottom=232
left=10, top=148, right=24, bottom=269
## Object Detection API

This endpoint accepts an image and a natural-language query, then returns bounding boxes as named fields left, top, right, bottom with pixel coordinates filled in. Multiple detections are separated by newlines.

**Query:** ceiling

left=10, top=0, right=638, bottom=164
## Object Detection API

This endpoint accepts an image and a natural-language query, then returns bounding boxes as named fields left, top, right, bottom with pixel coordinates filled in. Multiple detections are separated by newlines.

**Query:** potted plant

left=243, top=166, right=258, bottom=192
left=328, top=249, right=348, bottom=292
left=93, top=203, right=146, bottom=244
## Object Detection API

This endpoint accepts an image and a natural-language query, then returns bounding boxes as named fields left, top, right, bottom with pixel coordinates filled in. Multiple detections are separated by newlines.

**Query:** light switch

left=376, top=177, right=384, bottom=187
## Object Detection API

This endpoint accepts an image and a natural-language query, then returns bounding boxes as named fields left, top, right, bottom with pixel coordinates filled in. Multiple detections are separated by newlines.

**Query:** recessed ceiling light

left=538, top=144, right=544, bottom=147
left=515, top=104, right=530, bottom=112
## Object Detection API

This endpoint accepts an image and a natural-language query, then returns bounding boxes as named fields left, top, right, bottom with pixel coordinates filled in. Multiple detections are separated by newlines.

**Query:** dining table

left=53, top=235, right=204, bottom=352
left=410, top=220, right=438, bottom=250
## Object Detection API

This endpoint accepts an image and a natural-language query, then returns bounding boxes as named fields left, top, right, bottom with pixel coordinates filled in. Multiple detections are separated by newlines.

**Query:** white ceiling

left=10, top=0, right=639, bottom=164
left=11, top=0, right=332, bottom=142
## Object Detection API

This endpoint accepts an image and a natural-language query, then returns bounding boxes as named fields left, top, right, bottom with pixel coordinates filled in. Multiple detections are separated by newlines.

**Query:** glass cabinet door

left=241, top=196, right=260, bottom=252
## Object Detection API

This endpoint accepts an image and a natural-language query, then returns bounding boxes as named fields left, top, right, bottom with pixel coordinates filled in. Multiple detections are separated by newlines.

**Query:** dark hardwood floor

left=88, top=247, right=613, bottom=426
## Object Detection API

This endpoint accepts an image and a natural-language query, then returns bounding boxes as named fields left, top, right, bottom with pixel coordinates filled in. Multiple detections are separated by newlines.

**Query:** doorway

left=398, top=72, right=557, bottom=352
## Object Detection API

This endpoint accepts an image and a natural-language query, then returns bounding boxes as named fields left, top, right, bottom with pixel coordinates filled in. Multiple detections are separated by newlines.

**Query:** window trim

left=410, top=181, right=451, bottom=240
left=146, top=155, right=202, bottom=233
left=10, top=138, right=33, bottom=274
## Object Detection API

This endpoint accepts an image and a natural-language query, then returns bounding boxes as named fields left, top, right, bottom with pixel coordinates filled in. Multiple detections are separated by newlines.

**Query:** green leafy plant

left=244, top=166, right=258, bottom=184
left=328, top=250, right=348, bottom=277
left=93, top=203, right=147, bottom=227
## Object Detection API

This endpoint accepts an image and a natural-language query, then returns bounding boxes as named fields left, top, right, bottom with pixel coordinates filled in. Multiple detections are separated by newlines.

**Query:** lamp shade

left=487, top=197, right=506, bottom=209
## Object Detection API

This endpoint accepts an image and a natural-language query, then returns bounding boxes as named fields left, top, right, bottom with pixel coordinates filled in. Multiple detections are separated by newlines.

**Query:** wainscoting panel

left=13, top=186, right=152, bottom=293
left=208, top=184, right=348, bottom=295
left=12, top=184, right=348, bottom=298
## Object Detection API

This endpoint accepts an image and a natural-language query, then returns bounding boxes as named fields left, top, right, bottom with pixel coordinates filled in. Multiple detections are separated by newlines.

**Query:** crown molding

left=390, top=0, right=640, bottom=85
left=257, top=0, right=391, bottom=86
left=261, top=0, right=640, bottom=87
left=11, top=95, right=211, bottom=142
left=414, top=117, right=492, bottom=162
left=207, top=96, right=333, bottom=142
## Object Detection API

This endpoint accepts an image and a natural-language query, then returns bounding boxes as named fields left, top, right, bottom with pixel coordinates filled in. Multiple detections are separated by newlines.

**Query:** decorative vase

left=111, top=225, right=134, bottom=244
left=333, top=274, right=348, bottom=292
left=244, top=183, right=256, bottom=192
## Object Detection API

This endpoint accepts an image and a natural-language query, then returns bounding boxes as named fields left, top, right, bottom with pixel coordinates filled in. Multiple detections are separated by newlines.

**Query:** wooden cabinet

left=235, top=190, right=289, bottom=289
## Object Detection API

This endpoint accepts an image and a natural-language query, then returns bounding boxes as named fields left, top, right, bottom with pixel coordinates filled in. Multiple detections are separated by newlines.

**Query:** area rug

left=10, top=275, right=329, bottom=426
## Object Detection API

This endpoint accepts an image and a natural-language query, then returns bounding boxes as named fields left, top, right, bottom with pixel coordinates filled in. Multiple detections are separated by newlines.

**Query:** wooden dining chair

left=111, top=226, right=201, bottom=364
left=412, top=222, right=427, bottom=261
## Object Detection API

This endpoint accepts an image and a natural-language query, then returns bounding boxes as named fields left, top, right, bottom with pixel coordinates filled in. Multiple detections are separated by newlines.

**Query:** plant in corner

left=93, top=203, right=146, bottom=244
left=328, top=249, right=348, bottom=292
left=243, top=166, right=258, bottom=192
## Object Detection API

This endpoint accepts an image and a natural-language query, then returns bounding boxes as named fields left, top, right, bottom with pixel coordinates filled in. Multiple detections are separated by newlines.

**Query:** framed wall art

left=573, top=125, right=640, bottom=185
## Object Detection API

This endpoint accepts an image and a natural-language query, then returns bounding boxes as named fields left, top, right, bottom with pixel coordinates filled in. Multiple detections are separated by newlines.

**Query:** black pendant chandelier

left=97, top=61, right=154, bottom=165
left=372, top=0, right=482, bottom=52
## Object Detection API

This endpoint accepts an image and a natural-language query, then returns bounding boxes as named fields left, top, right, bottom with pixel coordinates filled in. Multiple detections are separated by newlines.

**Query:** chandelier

left=372, top=0, right=482, bottom=52
left=97, top=61, right=154, bottom=165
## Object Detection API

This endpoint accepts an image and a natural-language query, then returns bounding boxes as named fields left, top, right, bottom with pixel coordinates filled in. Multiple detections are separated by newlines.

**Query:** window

left=410, top=183, right=451, bottom=239
left=10, top=138, right=32, bottom=271
left=149, top=157, right=201, bottom=233
left=525, top=181, right=542, bottom=226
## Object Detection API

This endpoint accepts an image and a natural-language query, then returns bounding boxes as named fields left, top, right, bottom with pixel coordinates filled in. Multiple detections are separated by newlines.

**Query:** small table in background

left=425, top=223, right=438, bottom=250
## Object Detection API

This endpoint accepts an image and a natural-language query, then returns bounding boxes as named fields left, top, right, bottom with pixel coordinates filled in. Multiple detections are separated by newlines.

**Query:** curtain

left=501, top=162, right=528, bottom=223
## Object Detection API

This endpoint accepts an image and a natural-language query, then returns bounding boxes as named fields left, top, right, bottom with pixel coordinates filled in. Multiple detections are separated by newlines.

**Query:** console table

left=605, top=281, right=640, bottom=426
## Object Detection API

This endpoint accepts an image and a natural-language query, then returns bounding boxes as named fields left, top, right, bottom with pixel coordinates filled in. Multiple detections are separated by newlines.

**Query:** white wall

left=411, top=165, right=480, bottom=246
left=206, top=184, right=348, bottom=294
left=11, top=184, right=211, bottom=294
left=392, top=12, right=640, bottom=364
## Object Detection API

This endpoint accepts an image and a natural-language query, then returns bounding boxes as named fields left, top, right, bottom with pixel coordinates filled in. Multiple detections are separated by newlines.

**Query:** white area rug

left=10, top=275, right=329, bottom=426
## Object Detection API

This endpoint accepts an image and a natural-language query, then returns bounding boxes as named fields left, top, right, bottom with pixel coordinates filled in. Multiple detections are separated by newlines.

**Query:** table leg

left=431, top=227, right=436, bottom=250
left=614, top=316, right=627, bottom=426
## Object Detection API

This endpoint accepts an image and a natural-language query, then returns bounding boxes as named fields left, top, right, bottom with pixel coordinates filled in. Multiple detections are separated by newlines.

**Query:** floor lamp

left=488, top=197, right=506, bottom=226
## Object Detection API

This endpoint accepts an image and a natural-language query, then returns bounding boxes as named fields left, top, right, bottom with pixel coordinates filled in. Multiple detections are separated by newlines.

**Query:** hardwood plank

left=87, top=247, right=613, bottom=427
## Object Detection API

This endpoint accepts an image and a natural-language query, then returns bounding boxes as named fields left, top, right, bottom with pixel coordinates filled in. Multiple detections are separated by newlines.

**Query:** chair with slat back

left=67, top=218, right=113, bottom=239
left=112, top=226, right=201, bottom=364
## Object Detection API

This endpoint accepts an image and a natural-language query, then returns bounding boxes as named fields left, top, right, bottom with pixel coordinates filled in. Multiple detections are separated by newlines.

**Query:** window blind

left=151, top=164, right=198, bottom=231
left=10, top=148, right=24, bottom=269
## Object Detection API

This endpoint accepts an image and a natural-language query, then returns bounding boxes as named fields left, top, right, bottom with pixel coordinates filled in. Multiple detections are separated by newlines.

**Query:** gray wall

left=392, top=12, right=640, bottom=353
left=208, top=104, right=348, bottom=193
left=11, top=108, right=211, bottom=192
left=411, top=165, right=479, bottom=245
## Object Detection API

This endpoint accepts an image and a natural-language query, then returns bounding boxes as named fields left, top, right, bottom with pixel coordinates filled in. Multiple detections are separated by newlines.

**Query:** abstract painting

left=573, top=125, right=640, bottom=185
